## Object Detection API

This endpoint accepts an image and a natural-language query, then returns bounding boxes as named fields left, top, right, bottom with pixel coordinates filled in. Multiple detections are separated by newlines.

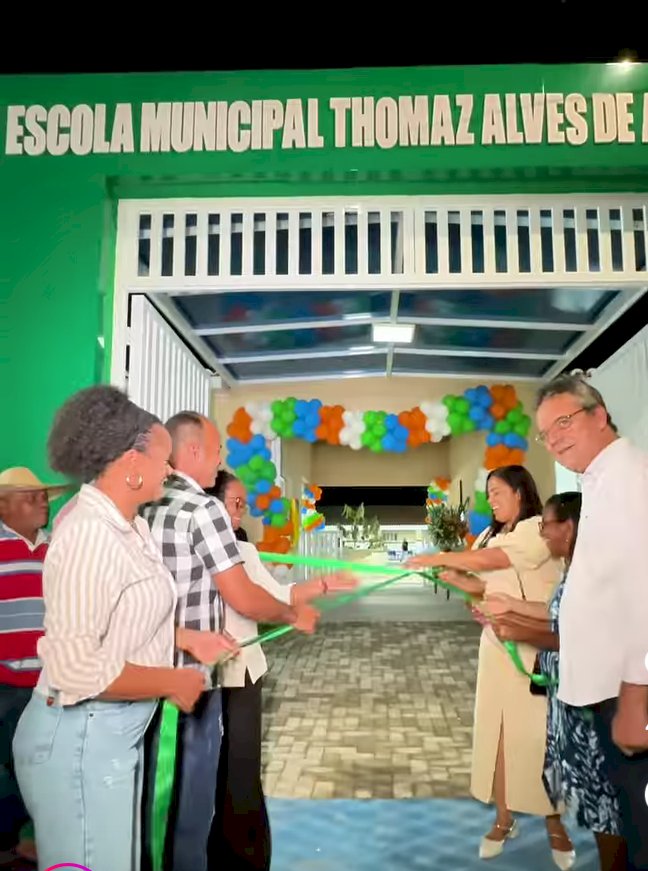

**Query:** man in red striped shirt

left=0, top=467, right=67, bottom=862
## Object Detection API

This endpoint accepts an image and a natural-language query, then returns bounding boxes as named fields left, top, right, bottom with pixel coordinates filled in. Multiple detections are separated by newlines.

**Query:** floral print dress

left=539, top=576, right=621, bottom=835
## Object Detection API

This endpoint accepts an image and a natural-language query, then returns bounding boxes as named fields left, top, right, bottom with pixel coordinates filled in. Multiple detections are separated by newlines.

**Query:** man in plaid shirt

left=142, top=412, right=318, bottom=871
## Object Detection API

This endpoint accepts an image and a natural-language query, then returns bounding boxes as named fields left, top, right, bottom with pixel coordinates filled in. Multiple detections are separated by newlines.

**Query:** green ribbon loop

left=150, top=700, right=180, bottom=871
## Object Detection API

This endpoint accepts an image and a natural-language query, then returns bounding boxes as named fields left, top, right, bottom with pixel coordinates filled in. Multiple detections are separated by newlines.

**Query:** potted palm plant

left=426, top=497, right=470, bottom=552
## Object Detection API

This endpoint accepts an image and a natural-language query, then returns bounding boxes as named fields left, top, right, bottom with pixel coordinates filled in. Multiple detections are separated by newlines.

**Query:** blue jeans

left=0, top=685, right=31, bottom=845
left=144, top=688, right=222, bottom=871
left=13, top=692, right=156, bottom=871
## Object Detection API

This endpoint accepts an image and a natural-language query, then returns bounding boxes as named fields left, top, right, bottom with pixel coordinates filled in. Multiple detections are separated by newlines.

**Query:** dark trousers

left=0, top=685, right=31, bottom=847
left=592, top=698, right=648, bottom=871
left=143, top=689, right=223, bottom=871
left=209, top=674, right=271, bottom=871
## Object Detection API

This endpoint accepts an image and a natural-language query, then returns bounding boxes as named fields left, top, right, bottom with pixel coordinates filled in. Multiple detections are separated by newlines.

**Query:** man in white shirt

left=536, top=373, right=648, bottom=871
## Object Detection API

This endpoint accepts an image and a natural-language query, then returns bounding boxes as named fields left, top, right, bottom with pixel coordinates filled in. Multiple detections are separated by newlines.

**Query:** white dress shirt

left=220, top=541, right=293, bottom=688
left=558, top=438, right=648, bottom=706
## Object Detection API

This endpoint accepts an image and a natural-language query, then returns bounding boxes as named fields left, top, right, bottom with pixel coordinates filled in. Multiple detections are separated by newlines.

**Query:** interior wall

left=311, top=441, right=449, bottom=487
left=211, top=376, right=555, bottom=506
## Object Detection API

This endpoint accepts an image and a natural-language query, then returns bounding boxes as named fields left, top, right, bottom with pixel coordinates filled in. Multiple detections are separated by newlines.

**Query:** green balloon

left=286, top=397, right=297, bottom=409
left=442, top=395, right=456, bottom=410
left=369, top=442, right=383, bottom=452
left=474, top=491, right=490, bottom=514
left=271, top=400, right=284, bottom=415
left=462, top=418, right=476, bottom=433
left=447, top=412, right=464, bottom=434
left=375, top=411, right=387, bottom=423
left=514, top=421, right=530, bottom=437
left=249, top=455, right=264, bottom=471
left=281, top=409, right=296, bottom=424
left=238, top=467, right=253, bottom=486
left=507, top=408, right=523, bottom=424
left=271, top=515, right=285, bottom=527
left=374, top=423, right=387, bottom=438
left=361, top=431, right=374, bottom=446
left=364, top=411, right=377, bottom=425
left=263, top=461, right=276, bottom=480
left=455, top=397, right=470, bottom=414
left=494, top=420, right=510, bottom=435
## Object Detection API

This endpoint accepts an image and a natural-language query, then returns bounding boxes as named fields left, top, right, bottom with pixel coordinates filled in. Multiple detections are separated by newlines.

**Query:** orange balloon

left=410, top=408, right=427, bottom=429
left=256, top=494, right=271, bottom=511
left=316, top=424, right=329, bottom=440
left=269, top=485, right=282, bottom=500
left=398, top=411, right=411, bottom=427
left=490, top=403, right=506, bottom=420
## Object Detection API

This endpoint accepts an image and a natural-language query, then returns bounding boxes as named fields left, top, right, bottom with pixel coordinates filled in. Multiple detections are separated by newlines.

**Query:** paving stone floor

left=261, top=621, right=481, bottom=800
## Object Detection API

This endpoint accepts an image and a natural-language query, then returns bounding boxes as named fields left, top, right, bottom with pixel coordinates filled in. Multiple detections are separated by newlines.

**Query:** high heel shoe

left=479, top=819, right=519, bottom=859
left=548, top=832, right=575, bottom=870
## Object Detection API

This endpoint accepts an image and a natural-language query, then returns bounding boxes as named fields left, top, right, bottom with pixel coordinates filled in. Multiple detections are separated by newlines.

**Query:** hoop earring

left=126, top=474, right=144, bottom=491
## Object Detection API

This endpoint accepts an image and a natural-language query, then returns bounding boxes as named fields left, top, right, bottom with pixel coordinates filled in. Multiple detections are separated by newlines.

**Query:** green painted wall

left=2, top=63, right=648, bottom=478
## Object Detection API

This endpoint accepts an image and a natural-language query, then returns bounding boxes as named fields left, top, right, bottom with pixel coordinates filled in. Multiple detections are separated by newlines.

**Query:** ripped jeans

left=13, top=691, right=157, bottom=871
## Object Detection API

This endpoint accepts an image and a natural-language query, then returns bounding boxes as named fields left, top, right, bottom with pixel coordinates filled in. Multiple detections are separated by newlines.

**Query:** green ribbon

left=150, top=553, right=553, bottom=868
left=150, top=700, right=180, bottom=871
left=259, top=551, right=553, bottom=686
left=238, top=571, right=413, bottom=650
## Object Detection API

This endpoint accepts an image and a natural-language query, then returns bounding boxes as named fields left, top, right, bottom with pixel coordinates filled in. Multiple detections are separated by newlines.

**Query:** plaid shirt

left=142, top=472, right=242, bottom=676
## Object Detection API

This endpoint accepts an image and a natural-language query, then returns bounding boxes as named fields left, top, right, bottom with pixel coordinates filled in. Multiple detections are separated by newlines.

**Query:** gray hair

left=535, top=373, right=617, bottom=432
left=48, top=386, right=161, bottom=483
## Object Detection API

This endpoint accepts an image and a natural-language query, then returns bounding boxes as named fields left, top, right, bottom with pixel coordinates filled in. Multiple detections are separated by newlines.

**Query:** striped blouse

left=36, top=484, right=177, bottom=706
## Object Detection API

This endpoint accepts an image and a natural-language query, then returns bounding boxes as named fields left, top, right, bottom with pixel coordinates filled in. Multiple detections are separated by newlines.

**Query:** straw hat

left=0, top=467, right=71, bottom=502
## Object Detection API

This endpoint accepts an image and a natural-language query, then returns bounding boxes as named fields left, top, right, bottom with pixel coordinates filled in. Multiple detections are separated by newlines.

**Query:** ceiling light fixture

left=372, top=323, right=415, bottom=344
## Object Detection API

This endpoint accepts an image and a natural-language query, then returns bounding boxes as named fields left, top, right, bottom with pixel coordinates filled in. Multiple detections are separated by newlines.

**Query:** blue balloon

left=309, top=398, right=323, bottom=411
left=226, top=437, right=242, bottom=452
left=306, top=412, right=321, bottom=429
left=464, top=388, right=477, bottom=402
left=256, top=479, right=272, bottom=494
left=503, top=433, right=519, bottom=448
left=395, top=424, right=409, bottom=441
left=518, top=437, right=529, bottom=451
left=293, top=419, right=306, bottom=437
left=469, top=406, right=485, bottom=423
left=469, top=510, right=491, bottom=536
left=476, top=386, right=493, bottom=408
left=249, top=505, right=264, bottom=517
left=486, top=433, right=502, bottom=447
left=261, top=448, right=272, bottom=461
left=250, top=434, right=266, bottom=450
left=304, top=429, right=318, bottom=443
left=382, top=434, right=396, bottom=452
left=270, top=498, right=285, bottom=514
left=385, top=414, right=399, bottom=431
left=394, top=441, right=408, bottom=453
left=295, top=399, right=308, bottom=416
left=262, top=516, right=271, bottom=525
left=481, top=414, right=494, bottom=431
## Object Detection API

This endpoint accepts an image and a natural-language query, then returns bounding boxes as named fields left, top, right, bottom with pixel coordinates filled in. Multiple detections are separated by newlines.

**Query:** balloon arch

left=225, top=383, right=532, bottom=555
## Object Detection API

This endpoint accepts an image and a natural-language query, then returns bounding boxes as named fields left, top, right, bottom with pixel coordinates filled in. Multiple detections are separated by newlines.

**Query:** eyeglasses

left=535, top=408, right=587, bottom=444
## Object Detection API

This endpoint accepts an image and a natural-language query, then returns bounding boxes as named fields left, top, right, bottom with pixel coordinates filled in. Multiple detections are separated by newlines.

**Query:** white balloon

left=474, top=466, right=488, bottom=492
left=349, top=434, right=363, bottom=450
left=244, top=401, right=259, bottom=416
left=342, top=410, right=355, bottom=425
left=338, top=426, right=352, bottom=445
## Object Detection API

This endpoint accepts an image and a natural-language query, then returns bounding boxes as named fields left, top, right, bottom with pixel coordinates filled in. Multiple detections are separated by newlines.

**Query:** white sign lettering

left=4, top=92, right=648, bottom=156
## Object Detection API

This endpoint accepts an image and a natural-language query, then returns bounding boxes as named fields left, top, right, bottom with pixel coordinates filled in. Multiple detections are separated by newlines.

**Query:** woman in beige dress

left=409, top=465, right=574, bottom=869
